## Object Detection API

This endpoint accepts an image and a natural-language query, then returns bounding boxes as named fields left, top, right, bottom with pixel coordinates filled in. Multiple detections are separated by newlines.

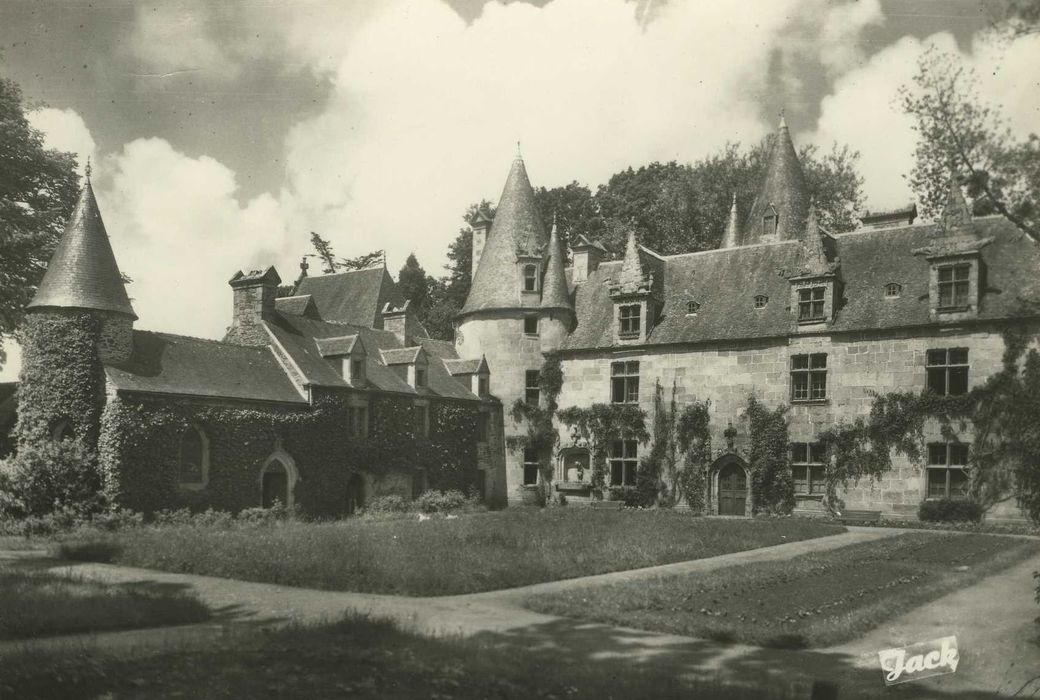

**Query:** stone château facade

left=6, top=177, right=506, bottom=515
left=456, top=118, right=1040, bottom=521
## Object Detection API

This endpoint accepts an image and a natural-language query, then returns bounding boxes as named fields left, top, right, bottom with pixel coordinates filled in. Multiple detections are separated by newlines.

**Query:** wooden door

left=718, top=462, right=747, bottom=516
left=262, top=467, right=288, bottom=508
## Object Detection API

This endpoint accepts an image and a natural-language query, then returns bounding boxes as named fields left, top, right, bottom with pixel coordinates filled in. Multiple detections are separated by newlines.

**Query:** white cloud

left=26, top=108, right=96, bottom=174
left=127, top=1, right=240, bottom=80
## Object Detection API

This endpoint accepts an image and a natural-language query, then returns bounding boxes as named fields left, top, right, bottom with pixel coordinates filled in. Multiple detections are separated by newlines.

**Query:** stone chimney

left=226, top=266, right=281, bottom=346
left=470, top=207, right=492, bottom=280
left=571, top=234, right=605, bottom=283
left=382, top=300, right=422, bottom=346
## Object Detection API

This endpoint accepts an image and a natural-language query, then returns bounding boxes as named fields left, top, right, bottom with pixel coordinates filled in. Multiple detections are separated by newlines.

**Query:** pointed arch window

left=179, top=425, right=209, bottom=488
left=523, top=264, right=539, bottom=292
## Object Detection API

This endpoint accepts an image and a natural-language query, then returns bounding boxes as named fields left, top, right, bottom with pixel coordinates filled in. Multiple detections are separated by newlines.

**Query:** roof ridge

left=662, top=238, right=801, bottom=260
left=150, top=330, right=261, bottom=348
left=306, top=266, right=384, bottom=279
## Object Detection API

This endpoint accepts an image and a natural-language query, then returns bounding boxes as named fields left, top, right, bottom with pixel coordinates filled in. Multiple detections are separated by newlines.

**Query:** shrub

left=917, top=498, right=985, bottom=523
left=364, top=495, right=411, bottom=514
left=237, top=501, right=291, bottom=524
left=0, top=440, right=104, bottom=518
left=414, top=489, right=467, bottom=513
left=89, top=508, right=144, bottom=532
left=152, top=508, right=194, bottom=527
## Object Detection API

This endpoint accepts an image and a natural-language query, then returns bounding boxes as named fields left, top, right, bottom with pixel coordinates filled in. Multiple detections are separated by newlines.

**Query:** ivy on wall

left=508, top=354, right=563, bottom=501
left=635, top=380, right=711, bottom=509
left=557, top=402, right=649, bottom=494
left=745, top=396, right=794, bottom=514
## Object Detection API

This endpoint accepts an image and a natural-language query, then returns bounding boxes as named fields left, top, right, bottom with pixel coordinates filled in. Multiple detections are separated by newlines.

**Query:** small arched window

left=523, top=264, right=538, bottom=292
left=179, top=425, right=208, bottom=487
left=754, top=294, right=768, bottom=309
left=686, top=301, right=700, bottom=315
left=885, top=283, right=902, bottom=298
left=51, top=420, right=74, bottom=442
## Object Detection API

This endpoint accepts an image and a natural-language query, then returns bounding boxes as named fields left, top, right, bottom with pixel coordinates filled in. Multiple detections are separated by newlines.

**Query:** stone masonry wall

left=553, top=322, right=1035, bottom=520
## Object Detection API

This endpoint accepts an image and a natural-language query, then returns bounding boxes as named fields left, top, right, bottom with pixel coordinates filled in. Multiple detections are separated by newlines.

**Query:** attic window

left=523, top=264, right=538, bottom=292
left=350, top=358, right=365, bottom=385
left=686, top=301, right=700, bottom=315
left=884, top=283, right=902, bottom=299
left=415, top=367, right=427, bottom=388
left=754, top=294, right=768, bottom=309
left=763, top=212, right=778, bottom=237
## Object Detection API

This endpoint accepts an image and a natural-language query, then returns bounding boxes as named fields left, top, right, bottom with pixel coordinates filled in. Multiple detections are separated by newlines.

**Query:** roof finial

left=778, top=107, right=787, bottom=130
left=516, top=140, right=522, bottom=160
left=551, top=210, right=558, bottom=234
left=84, top=156, right=92, bottom=181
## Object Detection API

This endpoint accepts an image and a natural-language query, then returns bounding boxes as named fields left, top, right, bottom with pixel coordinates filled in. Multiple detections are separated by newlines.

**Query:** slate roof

left=720, top=194, right=740, bottom=249
left=266, top=314, right=479, bottom=400
left=274, top=294, right=318, bottom=318
left=314, top=335, right=358, bottom=357
left=742, top=117, right=809, bottom=246
left=104, top=331, right=305, bottom=403
left=294, top=266, right=403, bottom=327
left=28, top=181, right=136, bottom=318
left=461, top=156, right=547, bottom=315
left=541, top=222, right=573, bottom=312
left=561, top=216, right=1040, bottom=352
left=381, top=347, right=423, bottom=365
left=444, top=358, right=489, bottom=375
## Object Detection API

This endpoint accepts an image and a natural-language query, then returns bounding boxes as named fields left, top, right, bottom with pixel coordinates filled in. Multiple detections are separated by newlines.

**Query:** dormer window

left=937, top=263, right=970, bottom=309
left=523, top=264, right=538, bottom=292
left=478, top=375, right=489, bottom=397
left=763, top=207, right=778, bottom=237
left=754, top=294, right=768, bottom=309
left=797, top=287, right=825, bottom=322
left=351, top=358, right=365, bottom=385
left=686, top=301, right=700, bottom=315
left=884, top=283, right=902, bottom=299
left=618, top=304, right=641, bottom=338
left=415, top=367, right=427, bottom=388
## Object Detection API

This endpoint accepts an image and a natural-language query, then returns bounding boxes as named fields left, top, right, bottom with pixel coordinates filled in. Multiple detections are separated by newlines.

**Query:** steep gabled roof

left=274, top=294, right=318, bottom=318
left=28, top=180, right=136, bottom=318
left=294, top=266, right=403, bottom=327
left=540, top=219, right=573, bottom=312
left=381, top=347, right=424, bottom=365
left=461, top=156, right=547, bottom=315
left=561, top=215, right=1040, bottom=351
left=743, top=116, right=809, bottom=246
left=443, top=357, right=489, bottom=375
left=104, top=331, right=305, bottom=403
left=314, top=334, right=359, bottom=357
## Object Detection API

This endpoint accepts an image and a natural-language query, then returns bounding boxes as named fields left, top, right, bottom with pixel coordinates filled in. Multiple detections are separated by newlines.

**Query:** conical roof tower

left=460, top=154, right=548, bottom=315
left=743, top=114, right=809, bottom=245
left=28, top=176, right=136, bottom=318
left=540, top=216, right=572, bottom=313
left=720, top=193, right=740, bottom=249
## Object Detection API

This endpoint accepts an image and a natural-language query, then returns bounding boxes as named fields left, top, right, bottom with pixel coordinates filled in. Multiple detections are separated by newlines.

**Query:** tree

left=900, top=46, right=1040, bottom=241
left=308, top=231, right=384, bottom=274
left=397, top=253, right=431, bottom=315
left=0, top=78, right=80, bottom=365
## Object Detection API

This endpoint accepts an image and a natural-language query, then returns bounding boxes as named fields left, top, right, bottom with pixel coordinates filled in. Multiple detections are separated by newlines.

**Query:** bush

left=0, top=440, right=104, bottom=518
left=89, top=508, right=144, bottom=532
left=918, top=498, right=985, bottom=523
left=414, top=489, right=467, bottom=513
left=364, top=495, right=411, bottom=514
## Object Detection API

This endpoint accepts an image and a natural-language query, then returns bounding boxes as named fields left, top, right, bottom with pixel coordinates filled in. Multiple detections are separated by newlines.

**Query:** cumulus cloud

left=809, top=29, right=1040, bottom=212
left=26, top=107, right=97, bottom=174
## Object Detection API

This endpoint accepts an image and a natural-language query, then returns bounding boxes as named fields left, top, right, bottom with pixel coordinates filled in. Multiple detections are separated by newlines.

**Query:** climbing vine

left=746, top=396, right=794, bottom=514
left=507, top=354, right=563, bottom=502
left=635, top=380, right=712, bottom=509
left=557, top=402, right=649, bottom=496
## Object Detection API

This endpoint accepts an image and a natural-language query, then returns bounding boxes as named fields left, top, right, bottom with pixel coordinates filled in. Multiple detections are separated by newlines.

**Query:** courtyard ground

left=2, top=525, right=1037, bottom=698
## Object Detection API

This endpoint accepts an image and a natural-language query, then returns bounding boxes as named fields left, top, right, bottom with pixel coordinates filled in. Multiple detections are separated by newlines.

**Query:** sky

left=1, top=0, right=1038, bottom=379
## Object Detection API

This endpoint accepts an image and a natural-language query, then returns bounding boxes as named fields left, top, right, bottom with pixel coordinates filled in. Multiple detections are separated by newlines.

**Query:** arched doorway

left=710, top=454, right=750, bottom=516
left=346, top=473, right=366, bottom=515
left=262, top=460, right=289, bottom=508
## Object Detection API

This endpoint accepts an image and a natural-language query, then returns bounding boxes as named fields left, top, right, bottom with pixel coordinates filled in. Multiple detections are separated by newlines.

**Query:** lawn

left=526, top=532, right=1040, bottom=648
left=0, top=567, right=210, bottom=640
left=57, top=510, right=845, bottom=596
left=1, top=614, right=801, bottom=700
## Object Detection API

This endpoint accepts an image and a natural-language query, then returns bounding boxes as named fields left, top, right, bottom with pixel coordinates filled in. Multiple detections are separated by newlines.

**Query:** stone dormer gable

left=789, top=205, right=840, bottom=327
left=315, top=334, right=367, bottom=387
left=608, top=230, right=660, bottom=344
left=380, top=346, right=429, bottom=388
left=571, top=234, right=607, bottom=283
left=444, top=356, right=491, bottom=397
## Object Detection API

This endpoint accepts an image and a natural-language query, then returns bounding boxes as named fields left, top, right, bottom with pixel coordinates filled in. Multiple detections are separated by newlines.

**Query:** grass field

left=56, top=510, right=845, bottom=596
left=0, top=568, right=209, bottom=640
left=527, top=532, right=1040, bottom=648
left=1, top=614, right=802, bottom=700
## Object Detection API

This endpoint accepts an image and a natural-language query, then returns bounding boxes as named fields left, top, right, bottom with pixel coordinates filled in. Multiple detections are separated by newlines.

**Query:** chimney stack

left=381, top=300, right=422, bottom=346
left=571, top=235, right=605, bottom=283
left=226, top=266, right=281, bottom=346
left=470, top=208, right=493, bottom=280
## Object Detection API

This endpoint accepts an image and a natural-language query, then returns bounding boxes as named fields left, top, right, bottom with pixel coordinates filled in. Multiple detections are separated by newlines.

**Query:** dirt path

left=2, top=526, right=1036, bottom=698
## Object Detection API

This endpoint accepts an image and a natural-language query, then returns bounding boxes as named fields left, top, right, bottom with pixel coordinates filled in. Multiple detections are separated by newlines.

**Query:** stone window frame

left=790, top=442, right=826, bottom=497
left=618, top=304, right=641, bottom=338
left=524, top=369, right=540, bottom=406
left=762, top=205, right=779, bottom=238
left=178, top=423, right=209, bottom=490
left=522, top=447, right=540, bottom=486
left=791, top=353, right=828, bottom=402
left=477, top=374, right=489, bottom=398
left=260, top=442, right=299, bottom=509
left=925, top=442, right=970, bottom=500
left=936, top=262, right=971, bottom=310
left=754, top=294, right=768, bottom=309
left=926, top=348, right=969, bottom=396
left=415, top=366, right=427, bottom=388
left=608, top=439, right=638, bottom=486
left=610, top=360, right=640, bottom=404
left=685, top=300, right=700, bottom=315
left=797, top=286, right=826, bottom=322
left=884, top=282, right=902, bottom=299
left=350, top=357, right=366, bottom=386
left=347, top=402, right=369, bottom=438
left=522, top=315, right=539, bottom=337
left=522, top=264, right=539, bottom=293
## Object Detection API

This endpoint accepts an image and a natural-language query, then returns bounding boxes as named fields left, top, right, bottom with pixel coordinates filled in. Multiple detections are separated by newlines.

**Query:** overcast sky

left=1, top=0, right=1038, bottom=379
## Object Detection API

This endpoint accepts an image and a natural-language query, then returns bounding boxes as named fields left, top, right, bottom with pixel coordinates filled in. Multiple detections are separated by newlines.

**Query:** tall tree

left=900, top=46, right=1039, bottom=241
left=309, top=231, right=384, bottom=273
left=397, top=253, right=431, bottom=314
left=0, top=78, right=80, bottom=366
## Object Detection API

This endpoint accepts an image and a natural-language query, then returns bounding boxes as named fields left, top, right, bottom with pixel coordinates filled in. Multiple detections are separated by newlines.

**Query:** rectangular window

left=926, top=348, right=969, bottom=396
left=618, top=304, right=641, bottom=337
left=797, top=287, right=826, bottom=322
left=349, top=405, right=368, bottom=437
left=523, top=264, right=538, bottom=292
left=791, top=353, right=827, bottom=401
left=478, top=375, right=489, bottom=397
left=609, top=440, right=638, bottom=486
left=610, top=360, right=640, bottom=404
left=926, top=442, right=970, bottom=500
left=413, top=404, right=428, bottom=436
left=523, top=448, right=539, bottom=485
left=791, top=442, right=826, bottom=495
left=351, top=358, right=364, bottom=384
left=414, top=367, right=426, bottom=388
left=937, top=263, right=971, bottom=309
left=525, top=369, right=540, bottom=406
left=523, top=316, right=539, bottom=336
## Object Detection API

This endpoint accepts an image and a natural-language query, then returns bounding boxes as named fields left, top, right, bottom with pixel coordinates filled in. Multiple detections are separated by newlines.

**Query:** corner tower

left=455, top=153, right=571, bottom=503
left=742, top=114, right=809, bottom=246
